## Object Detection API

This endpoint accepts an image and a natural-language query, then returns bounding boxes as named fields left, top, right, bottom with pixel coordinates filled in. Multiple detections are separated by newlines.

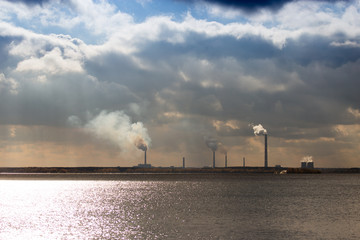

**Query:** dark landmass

left=0, top=166, right=275, bottom=174
left=0, top=166, right=359, bottom=175
left=286, top=168, right=321, bottom=174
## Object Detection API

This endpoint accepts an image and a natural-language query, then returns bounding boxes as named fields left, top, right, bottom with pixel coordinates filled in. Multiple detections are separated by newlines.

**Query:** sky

left=0, top=0, right=360, bottom=168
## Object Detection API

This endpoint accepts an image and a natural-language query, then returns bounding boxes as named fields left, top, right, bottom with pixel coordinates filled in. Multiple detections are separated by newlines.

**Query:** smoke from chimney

left=205, top=137, right=219, bottom=152
left=74, top=110, right=151, bottom=158
left=135, top=137, right=148, bottom=151
left=250, top=123, right=267, bottom=136
left=301, top=155, right=313, bottom=163
left=205, top=137, right=225, bottom=168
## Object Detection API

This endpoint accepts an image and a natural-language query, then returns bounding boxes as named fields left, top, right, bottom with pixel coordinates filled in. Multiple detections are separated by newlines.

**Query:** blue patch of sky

left=112, top=0, right=250, bottom=24
left=321, top=1, right=350, bottom=17
left=112, top=0, right=191, bottom=22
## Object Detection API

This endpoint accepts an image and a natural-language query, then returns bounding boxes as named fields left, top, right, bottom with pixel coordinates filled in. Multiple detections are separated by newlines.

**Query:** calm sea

left=0, top=173, right=359, bottom=239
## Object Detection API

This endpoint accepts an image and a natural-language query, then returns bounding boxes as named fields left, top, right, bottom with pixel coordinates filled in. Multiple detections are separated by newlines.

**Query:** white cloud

left=348, top=107, right=360, bottom=119
left=0, top=73, right=19, bottom=94
left=16, top=47, right=84, bottom=74
left=2, top=0, right=360, bottom=62
left=330, top=40, right=360, bottom=48
left=136, top=0, right=152, bottom=7
left=202, top=3, right=243, bottom=19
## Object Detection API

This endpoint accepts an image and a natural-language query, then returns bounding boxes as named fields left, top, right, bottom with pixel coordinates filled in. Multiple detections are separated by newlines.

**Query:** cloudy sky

left=0, top=0, right=360, bottom=168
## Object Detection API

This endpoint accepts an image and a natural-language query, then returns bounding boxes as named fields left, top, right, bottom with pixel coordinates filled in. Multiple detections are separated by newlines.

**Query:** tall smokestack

left=250, top=123, right=268, bottom=168
left=264, top=134, right=268, bottom=168
left=213, top=151, right=216, bottom=168
left=243, top=157, right=245, bottom=167
left=225, top=154, right=227, bottom=168
left=144, top=150, right=147, bottom=165
left=183, top=157, right=185, bottom=168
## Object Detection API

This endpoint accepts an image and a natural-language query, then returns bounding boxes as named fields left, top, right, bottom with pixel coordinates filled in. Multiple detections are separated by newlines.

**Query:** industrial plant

left=301, top=156, right=315, bottom=169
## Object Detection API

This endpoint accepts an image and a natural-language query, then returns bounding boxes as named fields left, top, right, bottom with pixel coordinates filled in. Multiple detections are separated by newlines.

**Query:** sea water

left=0, top=173, right=359, bottom=239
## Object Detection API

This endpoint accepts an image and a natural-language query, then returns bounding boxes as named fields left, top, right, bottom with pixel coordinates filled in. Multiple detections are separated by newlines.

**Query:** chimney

left=213, top=151, right=216, bottom=168
left=307, top=161, right=314, bottom=169
left=243, top=157, right=245, bottom=167
left=264, top=134, right=268, bottom=168
left=301, top=161, right=307, bottom=168
left=225, top=154, right=227, bottom=168
left=183, top=157, right=185, bottom=168
left=144, top=150, right=147, bottom=165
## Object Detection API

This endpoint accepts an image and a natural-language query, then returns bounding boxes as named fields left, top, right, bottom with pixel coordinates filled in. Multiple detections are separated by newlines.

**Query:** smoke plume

left=135, top=136, right=148, bottom=151
left=301, top=155, right=313, bottom=163
left=218, top=142, right=227, bottom=155
left=205, top=136, right=219, bottom=152
left=250, top=123, right=268, bottom=135
left=71, top=110, right=151, bottom=153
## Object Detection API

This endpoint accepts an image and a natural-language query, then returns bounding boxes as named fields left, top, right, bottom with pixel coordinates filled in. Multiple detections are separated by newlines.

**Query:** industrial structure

left=213, top=151, right=216, bottom=168
left=307, top=161, right=314, bottom=168
left=144, top=150, right=147, bottom=165
left=137, top=150, right=151, bottom=168
left=301, top=159, right=315, bottom=169
left=264, top=134, right=268, bottom=168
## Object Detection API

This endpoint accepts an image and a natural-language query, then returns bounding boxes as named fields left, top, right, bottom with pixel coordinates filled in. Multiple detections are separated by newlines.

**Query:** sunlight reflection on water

left=0, top=180, right=148, bottom=239
left=1, top=174, right=360, bottom=239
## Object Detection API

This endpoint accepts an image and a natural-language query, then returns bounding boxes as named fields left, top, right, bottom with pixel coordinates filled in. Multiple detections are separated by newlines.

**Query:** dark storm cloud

left=138, top=33, right=360, bottom=70
left=0, top=73, right=139, bottom=126
left=132, top=30, right=360, bottom=140
left=180, top=0, right=348, bottom=11
left=138, top=33, right=279, bottom=61
left=85, top=52, right=171, bottom=95
left=282, top=35, right=360, bottom=67
left=198, top=0, right=292, bottom=11
left=3, top=0, right=50, bottom=6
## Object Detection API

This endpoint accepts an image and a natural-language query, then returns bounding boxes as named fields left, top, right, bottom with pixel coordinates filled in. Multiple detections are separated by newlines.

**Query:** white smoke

left=301, top=155, right=313, bottom=163
left=218, top=142, right=227, bottom=155
left=72, top=110, right=151, bottom=153
left=205, top=136, right=219, bottom=152
left=250, top=123, right=267, bottom=135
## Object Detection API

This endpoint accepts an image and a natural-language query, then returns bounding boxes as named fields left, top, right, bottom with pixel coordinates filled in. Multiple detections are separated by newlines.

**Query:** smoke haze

left=205, top=136, right=219, bottom=152
left=135, top=137, right=148, bottom=151
left=301, top=155, right=313, bottom=163
left=75, top=111, right=151, bottom=154
left=217, top=142, right=227, bottom=155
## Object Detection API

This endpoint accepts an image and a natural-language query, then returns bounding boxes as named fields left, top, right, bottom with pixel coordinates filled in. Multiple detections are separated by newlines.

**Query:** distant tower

left=307, top=162, right=314, bottom=169
left=301, top=162, right=307, bottom=168
left=225, top=154, right=227, bottom=168
left=213, top=151, right=216, bottom=168
left=243, top=157, right=245, bottom=167
left=264, top=134, right=268, bottom=168
left=183, top=157, right=185, bottom=168
left=144, top=150, right=147, bottom=165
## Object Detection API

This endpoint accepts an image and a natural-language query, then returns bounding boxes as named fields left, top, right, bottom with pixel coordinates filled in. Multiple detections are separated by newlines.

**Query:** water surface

left=1, top=173, right=359, bottom=239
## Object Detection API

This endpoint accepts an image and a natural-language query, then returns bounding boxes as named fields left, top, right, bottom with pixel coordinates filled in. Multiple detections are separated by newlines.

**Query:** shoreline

left=0, top=166, right=359, bottom=174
